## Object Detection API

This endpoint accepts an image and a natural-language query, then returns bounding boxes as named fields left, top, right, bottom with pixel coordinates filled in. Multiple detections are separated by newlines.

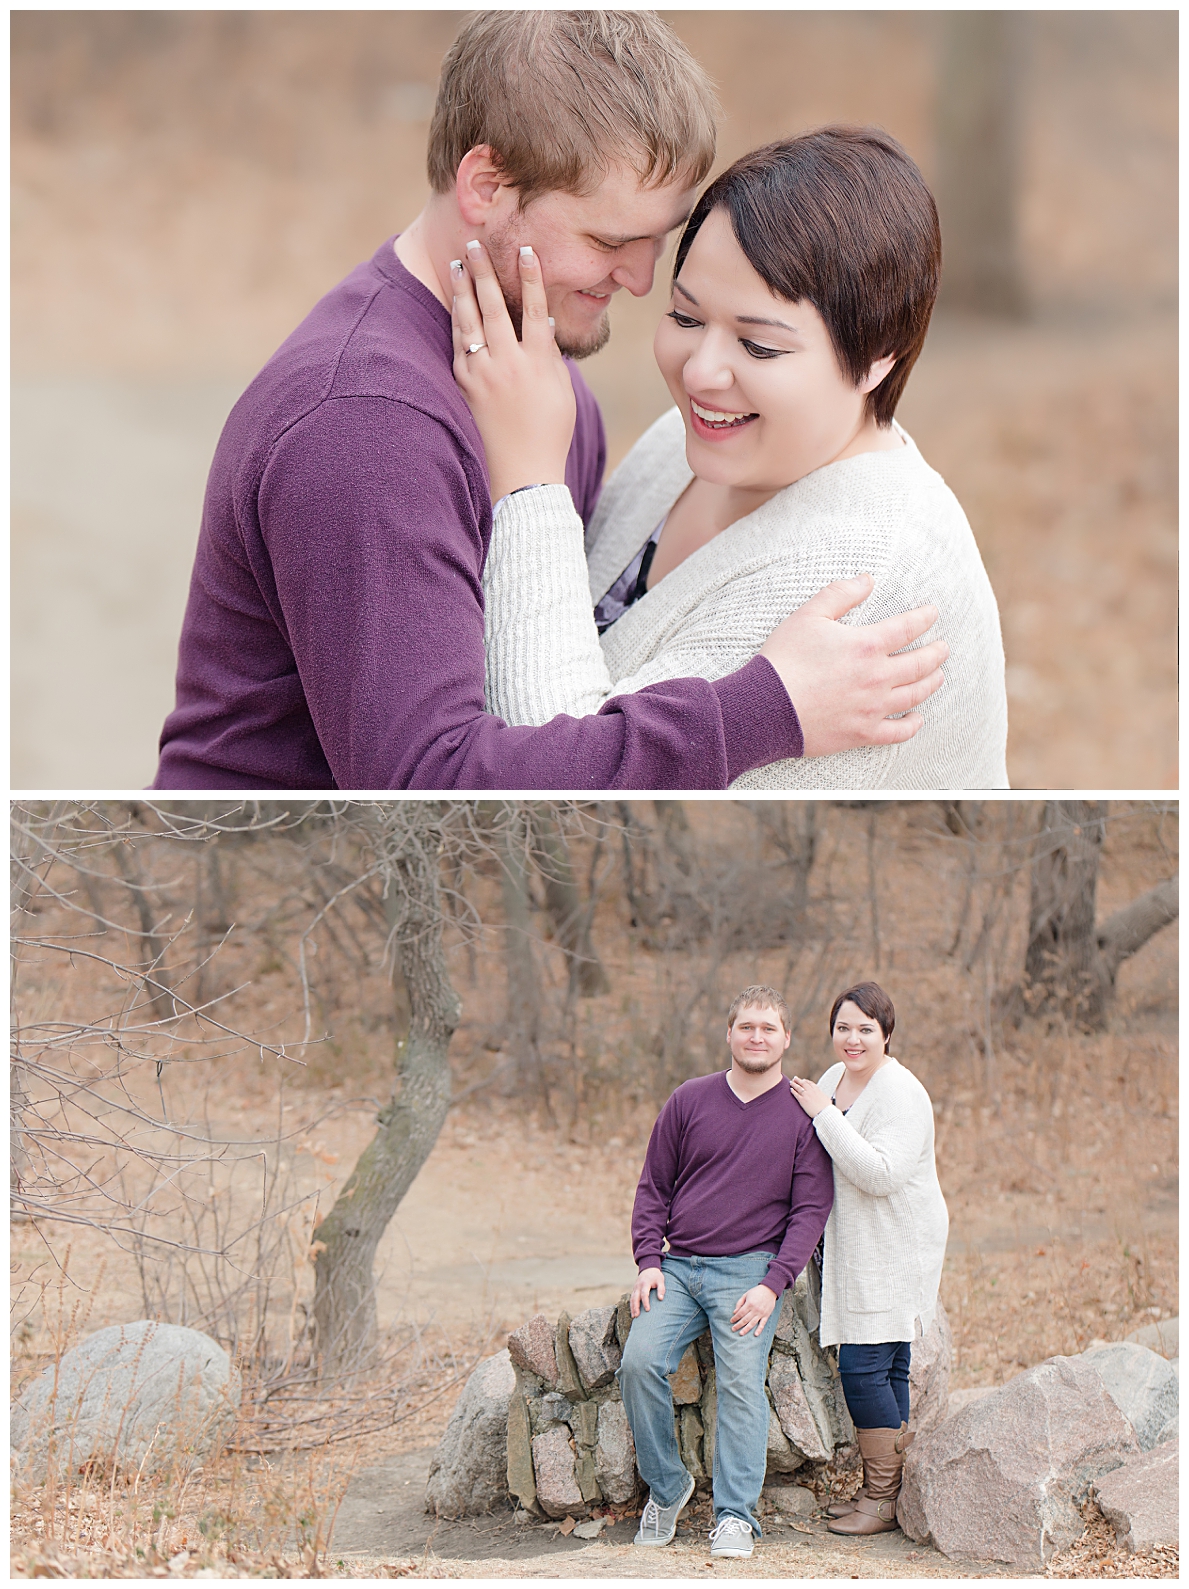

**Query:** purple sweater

left=153, top=238, right=803, bottom=790
left=632, top=1071, right=834, bottom=1297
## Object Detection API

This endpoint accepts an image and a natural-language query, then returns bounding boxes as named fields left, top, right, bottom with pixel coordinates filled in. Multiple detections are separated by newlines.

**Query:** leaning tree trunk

left=496, top=803, right=550, bottom=1103
left=935, top=10, right=1027, bottom=317
left=1020, top=801, right=1106, bottom=1024
left=311, top=805, right=461, bottom=1373
left=1005, top=802, right=1178, bottom=1030
left=529, top=806, right=610, bottom=998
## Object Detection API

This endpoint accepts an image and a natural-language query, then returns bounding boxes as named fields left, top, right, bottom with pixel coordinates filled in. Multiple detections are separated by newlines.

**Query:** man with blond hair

left=155, top=11, right=942, bottom=791
left=621, top=984, right=832, bottom=1558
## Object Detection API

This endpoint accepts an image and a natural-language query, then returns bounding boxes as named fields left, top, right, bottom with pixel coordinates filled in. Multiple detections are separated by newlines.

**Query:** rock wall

left=499, top=1278, right=951, bottom=1519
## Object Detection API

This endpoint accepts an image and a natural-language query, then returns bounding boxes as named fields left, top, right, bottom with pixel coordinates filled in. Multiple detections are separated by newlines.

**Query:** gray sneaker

left=709, top=1516, right=755, bottom=1558
left=634, top=1472, right=695, bottom=1546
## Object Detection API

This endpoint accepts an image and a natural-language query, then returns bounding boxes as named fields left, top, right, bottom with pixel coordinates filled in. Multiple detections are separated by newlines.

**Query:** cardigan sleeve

left=483, top=485, right=616, bottom=724
left=811, top=1085, right=930, bottom=1197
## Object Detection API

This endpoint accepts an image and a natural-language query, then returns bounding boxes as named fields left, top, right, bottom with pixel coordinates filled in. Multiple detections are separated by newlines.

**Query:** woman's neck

left=835, top=1051, right=892, bottom=1101
left=650, top=416, right=905, bottom=589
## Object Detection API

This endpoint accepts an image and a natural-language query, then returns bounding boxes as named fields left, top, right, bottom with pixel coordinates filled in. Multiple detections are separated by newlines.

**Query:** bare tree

left=1003, top=801, right=1178, bottom=1028
left=309, top=804, right=461, bottom=1372
left=529, top=805, right=610, bottom=998
left=935, top=10, right=1027, bottom=316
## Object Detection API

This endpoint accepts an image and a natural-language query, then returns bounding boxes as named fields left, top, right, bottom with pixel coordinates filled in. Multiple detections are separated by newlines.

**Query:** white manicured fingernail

left=548, top=317, right=555, bottom=328
left=520, top=246, right=534, bottom=259
left=466, top=239, right=481, bottom=253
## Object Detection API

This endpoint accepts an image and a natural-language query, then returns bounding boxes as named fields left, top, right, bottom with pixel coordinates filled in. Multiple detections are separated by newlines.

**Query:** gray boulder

left=594, top=1399, right=638, bottom=1503
left=425, top=1349, right=515, bottom=1517
left=1092, top=1438, right=1178, bottom=1552
left=1125, top=1316, right=1178, bottom=1359
left=909, top=1303, right=953, bottom=1435
left=1083, top=1341, right=1178, bottom=1451
left=770, top=1269, right=854, bottom=1461
left=947, top=1386, right=996, bottom=1415
left=568, top=1307, right=620, bottom=1392
left=898, top=1354, right=1141, bottom=1567
left=507, top=1314, right=558, bottom=1387
left=12, top=1321, right=238, bottom=1482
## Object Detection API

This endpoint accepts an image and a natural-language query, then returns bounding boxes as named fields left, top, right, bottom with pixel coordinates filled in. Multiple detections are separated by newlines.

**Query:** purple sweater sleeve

left=631, top=1093, right=682, bottom=1272
left=761, top=1122, right=835, bottom=1297
left=256, top=396, right=802, bottom=791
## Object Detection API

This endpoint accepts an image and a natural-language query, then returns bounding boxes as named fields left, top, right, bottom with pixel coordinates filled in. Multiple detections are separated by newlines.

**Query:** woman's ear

left=455, top=145, right=517, bottom=229
left=859, top=353, right=897, bottom=394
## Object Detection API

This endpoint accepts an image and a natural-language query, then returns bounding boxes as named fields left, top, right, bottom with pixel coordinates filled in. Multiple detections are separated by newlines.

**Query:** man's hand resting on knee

left=631, top=1267, right=666, bottom=1317
left=731, top=1283, right=777, bottom=1337
left=760, top=574, right=949, bottom=759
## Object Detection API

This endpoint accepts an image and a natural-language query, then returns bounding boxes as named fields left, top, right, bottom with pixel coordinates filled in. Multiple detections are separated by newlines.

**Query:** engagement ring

left=466, top=342, right=486, bottom=355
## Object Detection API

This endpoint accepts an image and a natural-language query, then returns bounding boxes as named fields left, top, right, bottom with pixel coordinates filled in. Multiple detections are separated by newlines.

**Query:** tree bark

left=311, top=805, right=461, bottom=1373
left=1095, top=878, right=1178, bottom=992
left=1003, top=803, right=1177, bottom=1030
left=529, top=807, right=610, bottom=998
left=743, top=802, right=817, bottom=932
left=1019, top=801, right=1106, bottom=1024
left=492, top=803, right=553, bottom=1109
left=935, top=11, right=1027, bottom=317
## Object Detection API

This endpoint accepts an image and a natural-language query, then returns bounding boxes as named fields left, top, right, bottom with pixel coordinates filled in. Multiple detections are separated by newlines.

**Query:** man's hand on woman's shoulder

left=760, top=575, right=949, bottom=758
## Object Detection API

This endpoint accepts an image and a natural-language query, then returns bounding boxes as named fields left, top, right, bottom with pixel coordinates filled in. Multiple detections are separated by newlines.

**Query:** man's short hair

left=427, top=10, right=718, bottom=206
left=673, top=127, right=941, bottom=426
left=727, top=985, right=791, bottom=1035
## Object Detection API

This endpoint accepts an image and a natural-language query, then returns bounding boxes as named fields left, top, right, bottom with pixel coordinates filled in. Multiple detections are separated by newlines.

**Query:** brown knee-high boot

left=826, top=1425, right=912, bottom=1535
left=826, top=1423, right=913, bottom=1518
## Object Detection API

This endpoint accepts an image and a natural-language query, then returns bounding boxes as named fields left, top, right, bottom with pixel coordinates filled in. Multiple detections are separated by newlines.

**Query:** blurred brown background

left=11, top=11, right=1177, bottom=789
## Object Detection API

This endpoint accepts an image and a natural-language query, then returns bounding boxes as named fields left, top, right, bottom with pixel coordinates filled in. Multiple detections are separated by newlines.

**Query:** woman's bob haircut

left=673, top=126, right=941, bottom=427
left=829, top=982, right=896, bottom=1054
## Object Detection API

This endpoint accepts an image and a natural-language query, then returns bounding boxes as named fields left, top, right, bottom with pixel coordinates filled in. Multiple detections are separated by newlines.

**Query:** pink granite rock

left=768, top=1351, right=829, bottom=1462
left=909, top=1300, right=953, bottom=1436
left=531, top=1425, right=584, bottom=1517
left=508, top=1314, right=558, bottom=1388
left=898, top=1354, right=1141, bottom=1567
left=1092, top=1439, right=1178, bottom=1552
left=668, top=1344, right=702, bottom=1405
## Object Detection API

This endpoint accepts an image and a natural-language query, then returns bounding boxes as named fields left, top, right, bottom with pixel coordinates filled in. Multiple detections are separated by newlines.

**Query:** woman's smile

left=688, top=397, right=759, bottom=436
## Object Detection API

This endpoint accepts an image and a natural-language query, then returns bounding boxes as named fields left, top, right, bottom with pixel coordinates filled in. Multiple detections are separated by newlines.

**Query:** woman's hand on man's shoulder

left=790, top=1075, right=830, bottom=1118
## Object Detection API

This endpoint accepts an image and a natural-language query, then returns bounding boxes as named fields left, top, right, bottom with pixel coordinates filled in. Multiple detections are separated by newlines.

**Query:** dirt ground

left=9, top=11, right=1177, bottom=788
left=10, top=802, right=1178, bottom=1578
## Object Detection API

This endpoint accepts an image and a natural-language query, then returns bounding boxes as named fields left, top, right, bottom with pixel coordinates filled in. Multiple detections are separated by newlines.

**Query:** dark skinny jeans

left=837, top=1341, right=911, bottom=1430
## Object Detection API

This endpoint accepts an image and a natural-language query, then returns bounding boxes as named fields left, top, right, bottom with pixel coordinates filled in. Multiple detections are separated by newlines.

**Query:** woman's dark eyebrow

left=737, top=314, right=799, bottom=332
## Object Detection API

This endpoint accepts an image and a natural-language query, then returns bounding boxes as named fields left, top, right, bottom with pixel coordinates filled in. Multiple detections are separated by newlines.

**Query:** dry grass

left=10, top=801, right=1178, bottom=1577
left=1045, top=1498, right=1178, bottom=1579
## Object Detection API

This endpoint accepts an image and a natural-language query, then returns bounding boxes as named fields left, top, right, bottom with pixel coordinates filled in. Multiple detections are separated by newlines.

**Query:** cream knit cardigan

left=483, top=406, right=1009, bottom=788
left=810, top=1058, right=949, bottom=1349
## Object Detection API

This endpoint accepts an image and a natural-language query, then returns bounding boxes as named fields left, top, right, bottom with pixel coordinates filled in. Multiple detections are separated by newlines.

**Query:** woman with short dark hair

left=789, top=982, right=949, bottom=1535
left=452, top=125, right=1008, bottom=789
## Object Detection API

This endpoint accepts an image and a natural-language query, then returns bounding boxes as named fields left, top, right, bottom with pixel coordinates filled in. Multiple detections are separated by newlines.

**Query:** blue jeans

left=618, top=1252, right=781, bottom=1535
left=837, top=1341, right=911, bottom=1429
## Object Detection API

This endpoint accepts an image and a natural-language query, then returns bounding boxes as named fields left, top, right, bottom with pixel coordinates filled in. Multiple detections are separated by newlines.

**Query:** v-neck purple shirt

left=632, top=1071, right=834, bottom=1297
left=153, top=238, right=803, bottom=790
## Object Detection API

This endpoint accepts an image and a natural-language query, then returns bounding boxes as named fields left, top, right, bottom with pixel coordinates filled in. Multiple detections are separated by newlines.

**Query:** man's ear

left=456, top=145, right=518, bottom=230
left=859, top=353, right=897, bottom=394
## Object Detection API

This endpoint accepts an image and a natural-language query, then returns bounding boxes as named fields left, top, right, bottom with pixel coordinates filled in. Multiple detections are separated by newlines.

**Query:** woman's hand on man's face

left=790, top=1075, right=830, bottom=1118
left=450, top=239, right=577, bottom=504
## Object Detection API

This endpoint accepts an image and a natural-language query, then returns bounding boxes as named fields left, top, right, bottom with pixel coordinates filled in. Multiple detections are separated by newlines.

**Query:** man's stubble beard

left=732, top=1052, right=786, bottom=1076
left=485, top=230, right=612, bottom=361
